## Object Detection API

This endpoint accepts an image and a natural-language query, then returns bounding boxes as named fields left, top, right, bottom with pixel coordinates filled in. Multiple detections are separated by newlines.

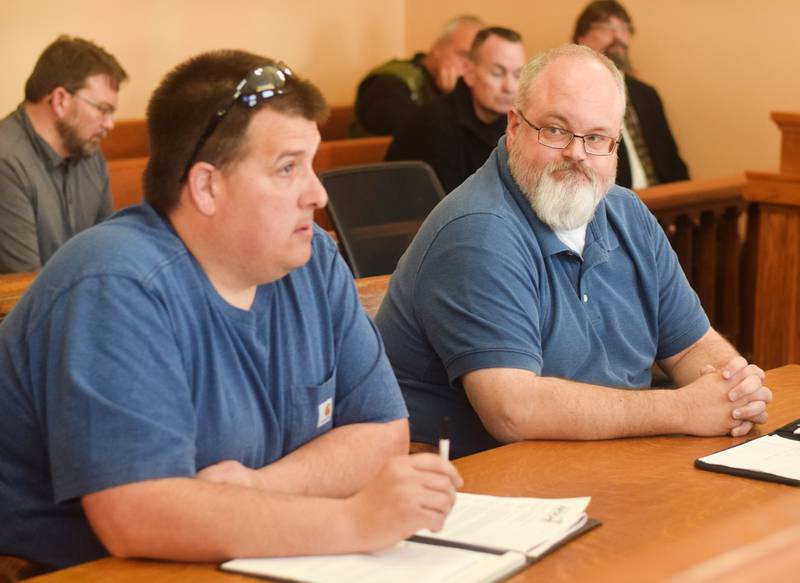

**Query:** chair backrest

left=320, top=161, right=445, bottom=278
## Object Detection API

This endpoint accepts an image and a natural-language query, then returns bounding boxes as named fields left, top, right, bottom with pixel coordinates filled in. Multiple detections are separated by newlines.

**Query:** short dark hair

left=24, top=35, right=127, bottom=102
left=470, top=27, right=523, bottom=61
left=572, top=1, right=634, bottom=43
left=143, top=50, right=329, bottom=214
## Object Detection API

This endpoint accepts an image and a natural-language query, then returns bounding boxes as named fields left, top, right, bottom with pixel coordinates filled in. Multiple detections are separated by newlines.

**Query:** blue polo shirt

left=0, top=203, right=407, bottom=570
left=375, top=138, right=709, bottom=458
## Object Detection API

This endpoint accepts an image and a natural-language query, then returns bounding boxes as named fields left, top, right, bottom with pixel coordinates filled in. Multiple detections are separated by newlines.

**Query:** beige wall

left=406, top=0, right=800, bottom=179
left=0, top=0, right=405, bottom=119
left=3, top=1, right=798, bottom=179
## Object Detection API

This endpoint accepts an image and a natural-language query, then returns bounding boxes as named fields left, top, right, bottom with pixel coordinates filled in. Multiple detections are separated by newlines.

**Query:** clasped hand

left=696, top=356, right=772, bottom=437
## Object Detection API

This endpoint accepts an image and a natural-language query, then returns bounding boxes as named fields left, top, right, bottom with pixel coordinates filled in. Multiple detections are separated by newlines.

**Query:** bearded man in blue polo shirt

left=375, top=44, right=771, bottom=459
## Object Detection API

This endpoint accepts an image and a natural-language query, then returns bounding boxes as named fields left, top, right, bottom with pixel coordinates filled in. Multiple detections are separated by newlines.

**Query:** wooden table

left=29, top=365, right=800, bottom=582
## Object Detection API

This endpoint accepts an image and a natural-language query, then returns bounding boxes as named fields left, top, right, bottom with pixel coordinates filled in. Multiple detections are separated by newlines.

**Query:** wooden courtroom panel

left=27, top=365, right=800, bottom=582
left=101, top=119, right=149, bottom=160
left=772, top=112, right=800, bottom=176
left=0, top=271, right=37, bottom=322
left=107, top=157, right=148, bottom=210
left=744, top=111, right=800, bottom=368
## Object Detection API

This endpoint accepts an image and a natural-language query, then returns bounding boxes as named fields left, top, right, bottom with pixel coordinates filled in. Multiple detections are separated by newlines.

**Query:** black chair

left=319, top=161, right=446, bottom=278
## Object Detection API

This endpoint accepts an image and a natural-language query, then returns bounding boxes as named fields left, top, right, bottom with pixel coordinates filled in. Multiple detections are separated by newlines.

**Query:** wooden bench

left=107, top=156, right=147, bottom=210
left=319, top=105, right=354, bottom=141
left=102, top=119, right=149, bottom=160
left=101, top=106, right=358, bottom=162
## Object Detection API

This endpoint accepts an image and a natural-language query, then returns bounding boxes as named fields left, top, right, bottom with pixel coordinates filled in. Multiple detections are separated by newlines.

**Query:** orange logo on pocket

left=317, top=397, right=333, bottom=428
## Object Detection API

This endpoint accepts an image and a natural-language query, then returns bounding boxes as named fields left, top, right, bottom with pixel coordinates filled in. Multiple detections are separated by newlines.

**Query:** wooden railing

left=743, top=112, right=800, bottom=369
left=638, top=175, right=752, bottom=355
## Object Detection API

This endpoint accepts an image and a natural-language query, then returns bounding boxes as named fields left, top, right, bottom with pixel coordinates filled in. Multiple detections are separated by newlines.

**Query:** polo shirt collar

left=15, top=103, right=68, bottom=170
left=495, top=137, right=619, bottom=257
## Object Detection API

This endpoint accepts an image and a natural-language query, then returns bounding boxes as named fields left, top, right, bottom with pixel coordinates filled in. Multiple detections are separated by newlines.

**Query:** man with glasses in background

left=375, top=45, right=770, bottom=459
left=0, top=50, right=460, bottom=573
left=0, top=35, right=127, bottom=273
left=574, top=0, right=688, bottom=189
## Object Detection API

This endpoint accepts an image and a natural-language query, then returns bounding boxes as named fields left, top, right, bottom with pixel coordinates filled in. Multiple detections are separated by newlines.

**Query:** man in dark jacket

left=386, top=27, right=525, bottom=192
left=574, top=1, right=689, bottom=188
left=351, top=15, right=483, bottom=137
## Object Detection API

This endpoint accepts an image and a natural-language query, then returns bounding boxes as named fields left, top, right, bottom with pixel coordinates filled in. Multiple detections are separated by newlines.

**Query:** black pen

left=439, top=417, right=450, bottom=461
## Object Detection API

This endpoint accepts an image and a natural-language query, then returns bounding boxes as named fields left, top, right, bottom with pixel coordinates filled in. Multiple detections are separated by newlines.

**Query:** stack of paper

left=221, top=493, right=596, bottom=583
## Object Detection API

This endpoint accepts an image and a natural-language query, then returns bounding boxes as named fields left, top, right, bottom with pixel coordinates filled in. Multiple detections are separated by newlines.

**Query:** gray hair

left=437, top=14, right=485, bottom=44
left=515, top=44, right=626, bottom=112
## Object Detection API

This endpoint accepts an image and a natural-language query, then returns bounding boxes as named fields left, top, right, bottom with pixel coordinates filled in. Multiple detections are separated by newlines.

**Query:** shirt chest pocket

left=285, top=369, right=336, bottom=454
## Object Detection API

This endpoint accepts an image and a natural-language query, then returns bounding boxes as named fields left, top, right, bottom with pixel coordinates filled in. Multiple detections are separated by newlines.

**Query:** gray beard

left=508, top=144, right=615, bottom=231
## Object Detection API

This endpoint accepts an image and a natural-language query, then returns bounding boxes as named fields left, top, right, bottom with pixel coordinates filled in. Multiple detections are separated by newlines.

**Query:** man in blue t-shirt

left=375, top=45, right=772, bottom=459
left=0, top=50, right=461, bottom=572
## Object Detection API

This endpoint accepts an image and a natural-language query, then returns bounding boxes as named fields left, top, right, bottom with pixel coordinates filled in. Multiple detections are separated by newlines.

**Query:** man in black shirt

left=386, top=27, right=525, bottom=193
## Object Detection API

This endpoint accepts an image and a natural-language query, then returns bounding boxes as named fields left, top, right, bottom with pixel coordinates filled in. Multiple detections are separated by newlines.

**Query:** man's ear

left=49, top=87, right=71, bottom=119
left=185, top=162, right=219, bottom=217
left=462, top=60, right=477, bottom=87
left=506, top=108, right=521, bottom=144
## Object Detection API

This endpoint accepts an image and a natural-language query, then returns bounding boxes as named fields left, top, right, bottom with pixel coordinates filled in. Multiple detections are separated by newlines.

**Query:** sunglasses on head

left=180, top=62, right=293, bottom=182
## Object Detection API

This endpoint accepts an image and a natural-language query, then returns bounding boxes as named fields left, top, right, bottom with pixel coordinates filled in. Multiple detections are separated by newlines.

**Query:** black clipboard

left=694, top=418, right=800, bottom=486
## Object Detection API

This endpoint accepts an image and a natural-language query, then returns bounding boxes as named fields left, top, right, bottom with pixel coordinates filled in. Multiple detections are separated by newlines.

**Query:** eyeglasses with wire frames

left=179, top=62, right=294, bottom=182
left=73, top=93, right=116, bottom=117
left=516, top=109, right=620, bottom=156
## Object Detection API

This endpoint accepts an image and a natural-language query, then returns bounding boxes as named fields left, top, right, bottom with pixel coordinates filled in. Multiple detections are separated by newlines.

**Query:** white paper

left=699, top=435, right=800, bottom=480
left=416, top=492, right=591, bottom=557
left=221, top=541, right=525, bottom=583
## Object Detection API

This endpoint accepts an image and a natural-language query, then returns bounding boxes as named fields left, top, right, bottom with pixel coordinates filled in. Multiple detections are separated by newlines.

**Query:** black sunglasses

left=179, top=62, right=293, bottom=182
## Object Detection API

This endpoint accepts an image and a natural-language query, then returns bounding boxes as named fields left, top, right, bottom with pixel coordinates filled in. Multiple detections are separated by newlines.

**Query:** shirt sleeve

left=0, top=159, right=42, bottom=272
left=414, top=213, right=544, bottom=386
left=323, top=242, right=408, bottom=425
left=33, top=275, right=197, bottom=503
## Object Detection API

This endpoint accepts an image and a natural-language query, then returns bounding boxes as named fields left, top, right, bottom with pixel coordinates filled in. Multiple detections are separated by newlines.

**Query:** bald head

left=515, top=44, right=625, bottom=123
left=506, top=45, right=625, bottom=231
left=425, top=16, right=484, bottom=93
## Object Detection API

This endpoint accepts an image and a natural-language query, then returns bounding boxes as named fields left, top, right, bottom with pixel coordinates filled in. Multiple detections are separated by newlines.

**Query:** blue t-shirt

left=0, top=204, right=407, bottom=570
left=375, top=138, right=709, bottom=458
